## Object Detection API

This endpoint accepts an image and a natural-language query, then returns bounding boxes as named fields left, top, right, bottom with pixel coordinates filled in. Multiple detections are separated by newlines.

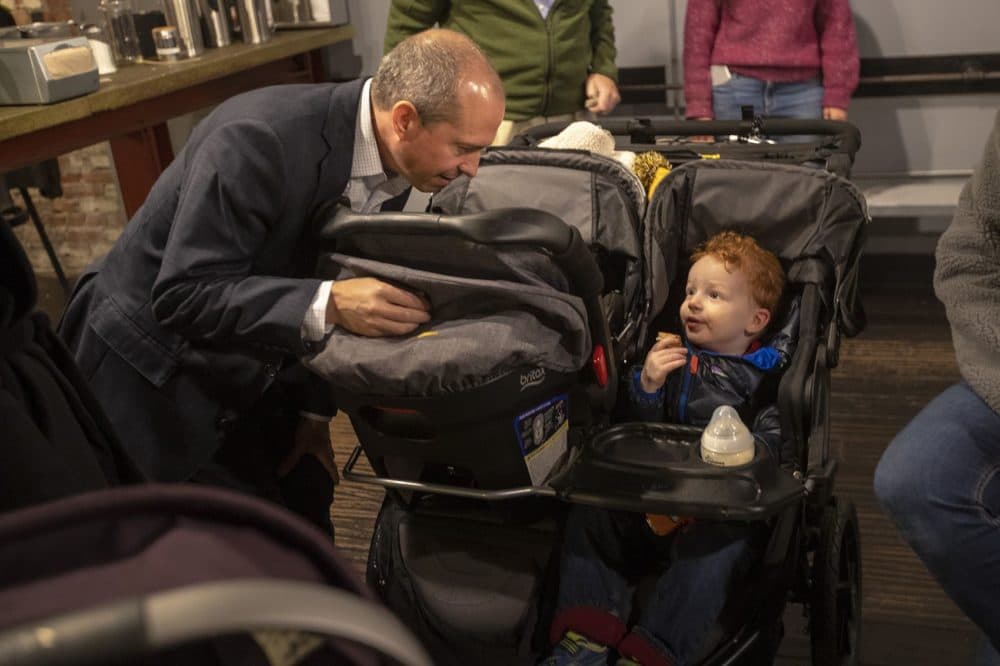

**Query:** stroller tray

left=548, top=422, right=805, bottom=520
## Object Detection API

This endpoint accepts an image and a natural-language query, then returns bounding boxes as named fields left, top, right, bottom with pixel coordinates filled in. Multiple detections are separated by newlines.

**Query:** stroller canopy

left=647, top=159, right=869, bottom=336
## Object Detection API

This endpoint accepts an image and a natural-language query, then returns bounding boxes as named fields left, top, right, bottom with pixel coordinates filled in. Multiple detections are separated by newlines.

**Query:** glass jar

left=82, top=23, right=119, bottom=74
left=100, top=0, right=142, bottom=65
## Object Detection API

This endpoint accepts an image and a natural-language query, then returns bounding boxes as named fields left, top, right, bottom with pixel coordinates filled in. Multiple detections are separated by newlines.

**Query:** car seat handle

left=316, top=203, right=604, bottom=299
left=318, top=204, right=574, bottom=253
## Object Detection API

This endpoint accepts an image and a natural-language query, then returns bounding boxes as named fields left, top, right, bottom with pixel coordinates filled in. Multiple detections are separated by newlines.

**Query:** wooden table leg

left=303, top=49, right=327, bottom=83
left=109, top=123, right=175, bottom=219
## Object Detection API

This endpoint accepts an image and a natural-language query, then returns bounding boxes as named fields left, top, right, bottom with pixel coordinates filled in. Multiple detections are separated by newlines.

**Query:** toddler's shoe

left=538, top=630, right=609, bottom=665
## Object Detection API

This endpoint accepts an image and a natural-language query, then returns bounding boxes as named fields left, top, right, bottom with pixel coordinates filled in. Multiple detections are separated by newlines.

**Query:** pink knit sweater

left=683, top=0, right=859, bottom=119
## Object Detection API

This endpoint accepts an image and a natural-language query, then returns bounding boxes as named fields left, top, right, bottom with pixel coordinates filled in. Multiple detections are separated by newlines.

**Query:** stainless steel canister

left=235, top=0, right=273, bottom=44
left=271, top=0, right=311, bottom=25
left=198, top=0, right=231, bottom=48
left=162, top=0, right=205, bottom=57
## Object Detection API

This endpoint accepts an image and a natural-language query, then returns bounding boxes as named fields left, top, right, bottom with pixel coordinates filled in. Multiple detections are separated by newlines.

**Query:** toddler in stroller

left=544, top=231, right=792, bottom=666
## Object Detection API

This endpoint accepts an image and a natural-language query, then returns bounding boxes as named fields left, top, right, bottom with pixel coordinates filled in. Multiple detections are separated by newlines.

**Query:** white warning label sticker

left=515, top=394, right=569, bottom=486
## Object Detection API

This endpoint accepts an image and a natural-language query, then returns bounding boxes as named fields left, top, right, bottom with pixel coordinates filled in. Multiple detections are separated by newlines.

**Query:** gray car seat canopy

left=307, top=253, right=591, bottom=397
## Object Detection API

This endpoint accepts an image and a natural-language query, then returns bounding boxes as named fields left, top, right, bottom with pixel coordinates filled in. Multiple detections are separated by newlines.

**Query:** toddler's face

left=680, top=255, right=768, bottom=355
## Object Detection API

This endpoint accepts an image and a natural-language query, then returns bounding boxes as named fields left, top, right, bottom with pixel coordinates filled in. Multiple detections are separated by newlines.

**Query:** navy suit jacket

left=61, top=78, right=406, bottom=481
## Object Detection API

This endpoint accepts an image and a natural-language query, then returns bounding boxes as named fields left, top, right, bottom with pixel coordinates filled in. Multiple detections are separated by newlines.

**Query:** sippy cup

left=700, top=405, right=755, bottom=466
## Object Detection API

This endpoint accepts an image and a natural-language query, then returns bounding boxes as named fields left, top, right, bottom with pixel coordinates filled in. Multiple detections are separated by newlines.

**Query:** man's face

left=394, top=82, right=504, bottom=192
left=680, top=255, right=768, bottom=355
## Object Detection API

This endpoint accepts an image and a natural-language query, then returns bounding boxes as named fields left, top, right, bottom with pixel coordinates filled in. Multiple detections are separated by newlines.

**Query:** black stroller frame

left=317, top=118, right=870, bottom=666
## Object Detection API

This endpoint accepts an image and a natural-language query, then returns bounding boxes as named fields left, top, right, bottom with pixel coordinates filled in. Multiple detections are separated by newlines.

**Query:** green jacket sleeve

left=588, top=0, right=618, bottom=81
left=383, top=0, right=450, bottom=54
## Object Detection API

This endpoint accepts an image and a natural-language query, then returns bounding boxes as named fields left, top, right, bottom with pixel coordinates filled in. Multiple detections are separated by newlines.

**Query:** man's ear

left=391, top=101, right=421, bottom=140
left=746, top=308, right=771, bottom=337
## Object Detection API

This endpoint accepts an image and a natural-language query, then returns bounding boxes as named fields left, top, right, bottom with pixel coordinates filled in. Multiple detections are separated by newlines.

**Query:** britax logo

left=520, top=368, right=546, bottom=391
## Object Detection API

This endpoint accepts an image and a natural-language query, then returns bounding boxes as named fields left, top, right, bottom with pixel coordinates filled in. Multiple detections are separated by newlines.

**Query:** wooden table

left=0, top=26, right=354, bottom=217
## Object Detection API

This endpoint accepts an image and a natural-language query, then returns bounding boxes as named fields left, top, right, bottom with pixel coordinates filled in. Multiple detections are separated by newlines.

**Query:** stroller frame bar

left=342, top=441, right=807, bottom=520
left=342, top=444, right=558, bottom=501
left=0, top=580, right=434, bottom=666
left=518, top=117, right=861, bottom=151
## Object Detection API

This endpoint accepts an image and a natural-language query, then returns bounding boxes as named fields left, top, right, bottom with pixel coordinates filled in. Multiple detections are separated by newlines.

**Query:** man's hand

left=278, top=417, right=339, bottom=484
left=640, top=333, right=687, bottom=393
left=823, top=106, right=848, bottom=121
left=327, top=277, right=431, bottom=336
left=585, top=73, right=622, bottom=115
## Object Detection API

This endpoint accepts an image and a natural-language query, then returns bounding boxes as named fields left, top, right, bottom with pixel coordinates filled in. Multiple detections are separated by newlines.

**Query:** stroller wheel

left=809, top=497, right=862, bottom=666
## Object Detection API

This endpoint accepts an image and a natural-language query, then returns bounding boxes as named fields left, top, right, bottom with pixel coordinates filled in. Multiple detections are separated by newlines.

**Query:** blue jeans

left=552, top=504, right=755, bottom=665
left=712, top=73, right=823, bottom=121
left=712, top=73, right=823, bottom=144
left=874, top=382, right=1000, bottom=663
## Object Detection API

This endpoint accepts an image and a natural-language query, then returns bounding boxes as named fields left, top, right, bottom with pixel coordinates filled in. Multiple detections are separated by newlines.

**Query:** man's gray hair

left=371, top=29, right=497, bottom=125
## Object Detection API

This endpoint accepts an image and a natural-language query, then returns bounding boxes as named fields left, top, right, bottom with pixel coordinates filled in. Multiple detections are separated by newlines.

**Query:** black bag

left=0, top=220, right=141, bottom=512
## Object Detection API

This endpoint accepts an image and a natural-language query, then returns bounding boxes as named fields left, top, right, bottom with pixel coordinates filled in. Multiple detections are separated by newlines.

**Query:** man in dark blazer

left=59, top=29, right=505, bottom=536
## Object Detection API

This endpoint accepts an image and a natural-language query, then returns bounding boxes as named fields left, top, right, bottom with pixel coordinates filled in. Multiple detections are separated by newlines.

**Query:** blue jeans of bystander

left=874, top=381, right=1000, bottom=664
left=711, top=73, right=823, bottom=121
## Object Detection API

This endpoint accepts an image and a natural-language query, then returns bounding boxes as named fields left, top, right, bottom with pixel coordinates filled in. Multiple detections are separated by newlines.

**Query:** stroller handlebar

left=516, top=117, right=861, bottom=159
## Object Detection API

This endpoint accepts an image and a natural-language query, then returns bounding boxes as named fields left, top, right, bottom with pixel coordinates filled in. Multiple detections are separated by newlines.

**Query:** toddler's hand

left=641, top=334, right=687, bottom=392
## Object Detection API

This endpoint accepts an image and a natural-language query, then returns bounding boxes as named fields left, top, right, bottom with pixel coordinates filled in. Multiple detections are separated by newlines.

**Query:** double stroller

left=310, top=119, right=869, bottom=665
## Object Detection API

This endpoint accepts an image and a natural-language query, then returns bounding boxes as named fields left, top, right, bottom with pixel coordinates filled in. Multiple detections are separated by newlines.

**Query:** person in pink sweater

left=683, top=0, right=859, bottom=125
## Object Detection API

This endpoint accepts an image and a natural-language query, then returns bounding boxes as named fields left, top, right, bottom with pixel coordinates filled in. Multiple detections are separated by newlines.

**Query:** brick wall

left=8, top=0, right=126, bottom=278
left=44, top=0, right=70, bottom=20
left=11, top=143, right=128, bottom=278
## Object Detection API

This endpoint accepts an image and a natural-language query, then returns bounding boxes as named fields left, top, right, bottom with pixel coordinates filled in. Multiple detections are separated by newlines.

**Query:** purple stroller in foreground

left=0, top=483, right=431, bottom=666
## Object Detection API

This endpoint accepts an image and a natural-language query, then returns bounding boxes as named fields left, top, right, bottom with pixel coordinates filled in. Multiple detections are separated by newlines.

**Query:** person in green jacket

left=384, top=0, right=621, bottom=145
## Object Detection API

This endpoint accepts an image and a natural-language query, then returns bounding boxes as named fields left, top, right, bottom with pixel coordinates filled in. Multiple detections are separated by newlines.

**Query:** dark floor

left=35, top=253, right=981, bottom=665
